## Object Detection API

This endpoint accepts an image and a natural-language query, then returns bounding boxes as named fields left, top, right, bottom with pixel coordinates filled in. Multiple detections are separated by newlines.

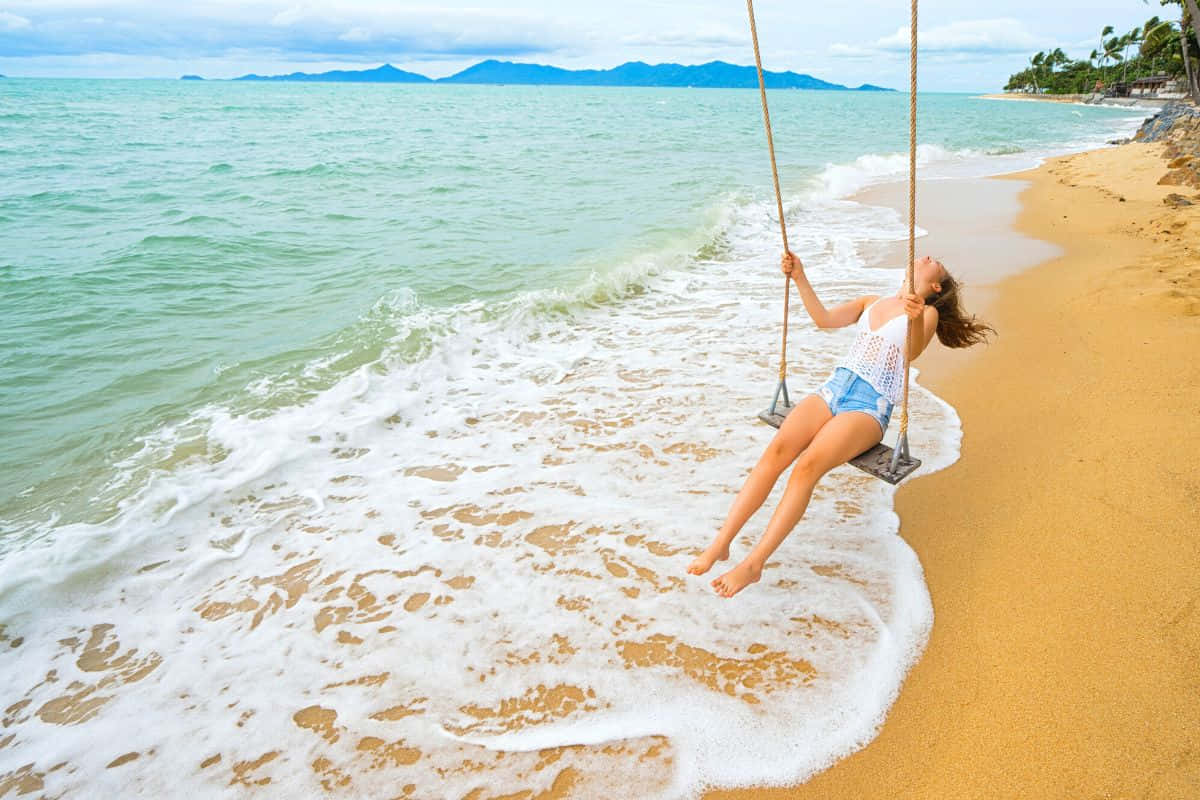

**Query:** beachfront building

left=1125, top=75, right=1189, bottom=99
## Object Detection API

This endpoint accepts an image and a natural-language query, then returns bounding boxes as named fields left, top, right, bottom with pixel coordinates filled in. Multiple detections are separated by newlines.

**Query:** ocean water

left=0, top=80, right=1143, bottom=797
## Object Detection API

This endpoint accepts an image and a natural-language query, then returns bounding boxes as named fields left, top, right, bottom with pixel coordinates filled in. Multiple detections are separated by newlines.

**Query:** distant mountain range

left=208, top=60, right=891, bottom=91
left=233, top=64, right=431, bottom=83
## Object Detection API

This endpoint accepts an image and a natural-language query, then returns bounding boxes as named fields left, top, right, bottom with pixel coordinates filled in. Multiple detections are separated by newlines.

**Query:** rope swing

left=748, top=0, right=922, bottom=484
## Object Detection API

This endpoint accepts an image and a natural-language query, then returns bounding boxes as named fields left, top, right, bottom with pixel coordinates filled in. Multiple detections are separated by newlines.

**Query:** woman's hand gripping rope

left=781, top=250, right=803, bottom=280
left=900, top=290, right=925, bottom=320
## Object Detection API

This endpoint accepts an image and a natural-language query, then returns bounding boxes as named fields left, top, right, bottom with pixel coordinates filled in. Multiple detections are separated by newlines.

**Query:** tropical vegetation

left=1003, top=0, right=1200, bottom=100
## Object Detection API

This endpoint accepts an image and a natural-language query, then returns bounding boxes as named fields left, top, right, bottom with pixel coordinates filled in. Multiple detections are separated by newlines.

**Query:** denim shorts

left=817, top=367, right=894, bottom=436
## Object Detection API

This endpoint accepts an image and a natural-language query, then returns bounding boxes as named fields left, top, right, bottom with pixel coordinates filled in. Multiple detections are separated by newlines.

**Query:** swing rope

left=746, top=0, right=920, bottom=464
left=744, top=0, right=790, bottom=383
left=900, top=0, right=918, bottom=440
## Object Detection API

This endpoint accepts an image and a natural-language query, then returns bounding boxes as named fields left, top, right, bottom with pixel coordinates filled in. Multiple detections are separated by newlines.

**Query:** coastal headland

left=706, top=106, right=1200, bottom=798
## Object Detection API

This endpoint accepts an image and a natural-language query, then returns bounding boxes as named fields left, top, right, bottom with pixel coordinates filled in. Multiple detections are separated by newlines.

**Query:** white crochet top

left=836, top=297, right=910, bottom=404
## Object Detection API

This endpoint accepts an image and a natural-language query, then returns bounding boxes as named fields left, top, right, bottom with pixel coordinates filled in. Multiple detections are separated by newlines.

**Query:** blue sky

left=0, top=1, right=1168, bottom=90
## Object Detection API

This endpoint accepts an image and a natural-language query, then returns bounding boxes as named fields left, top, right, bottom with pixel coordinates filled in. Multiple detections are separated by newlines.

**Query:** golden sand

left=977, top=92, right=1090, bottom=103
left=707, top=142, right=1200, bottom=798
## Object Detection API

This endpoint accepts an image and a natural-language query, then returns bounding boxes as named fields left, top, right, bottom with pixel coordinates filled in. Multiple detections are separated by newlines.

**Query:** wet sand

left=707, top=142, right=1200, bottom=798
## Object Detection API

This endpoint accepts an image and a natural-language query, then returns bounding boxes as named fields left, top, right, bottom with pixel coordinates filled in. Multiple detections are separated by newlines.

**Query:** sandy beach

left=707, top=140, right=1199, bottom=798
left=977, top=92, right=1169, bottom=110
left=977, top=92, right=1094, bottom=103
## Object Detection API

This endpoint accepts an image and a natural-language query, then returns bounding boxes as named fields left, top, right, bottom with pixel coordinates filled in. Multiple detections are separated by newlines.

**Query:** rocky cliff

left=1134, top=103, right=1200, bottom=198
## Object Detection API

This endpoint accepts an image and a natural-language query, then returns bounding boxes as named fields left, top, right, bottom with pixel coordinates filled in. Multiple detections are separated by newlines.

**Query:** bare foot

left=711, top=560, right=762, bottom=598
left=686, top=541, right=729, bottom=575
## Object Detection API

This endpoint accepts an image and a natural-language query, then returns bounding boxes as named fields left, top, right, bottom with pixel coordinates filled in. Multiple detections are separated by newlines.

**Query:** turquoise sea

left=0, top=80, right=1143, bottom=797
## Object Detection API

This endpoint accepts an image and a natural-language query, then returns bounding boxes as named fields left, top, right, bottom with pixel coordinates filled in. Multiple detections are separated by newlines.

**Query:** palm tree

left=1142, top=16, right=1171, bottom=77
left=1147, top=0, right=1200, bottom=101
left=1142, top=17, right=1180, bottom=63
left=1141, top=16, right=1162, bottom=47
left=1049, top=47, right=1069, bottom=74
left=1097, top=24, right=1115, bottom=84
left=1104, top=35, right=1125, bottom=85
left=1140, top=16, right=1163, bottom=77
left=1121, top=27, right=1142, bottom=81
left=1029, top=51, right=1045, bottom=92
left=1185, top=0, right=1200, bottom=100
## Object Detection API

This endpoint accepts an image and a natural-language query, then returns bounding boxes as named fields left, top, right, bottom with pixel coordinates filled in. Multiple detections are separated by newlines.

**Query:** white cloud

left=270, top=6, right=309, bottom=27
left=831, top=18, right=1051, bottom=60
left=338, top=27, right=371, bottom=43
left=827, top=42, right=876, bottom=60
left=0, top=3, right=584, bottom=61
left=0, top=11, right=31, bottom=30
left=620, top=26, right=745, bottom=49
left=882, top=18, right=1046, bottom=53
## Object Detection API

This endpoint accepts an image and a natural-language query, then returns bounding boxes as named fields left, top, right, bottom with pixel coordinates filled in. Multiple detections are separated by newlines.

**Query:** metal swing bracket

left=848, top=428, right=921, bottom=485
left=890, top=430, right=911, bottom=475
left=757, top=376, right=793, bottom=428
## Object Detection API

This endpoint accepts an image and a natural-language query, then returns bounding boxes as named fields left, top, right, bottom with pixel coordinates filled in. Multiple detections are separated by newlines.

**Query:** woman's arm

left=782, top=251, right=873, bottom=330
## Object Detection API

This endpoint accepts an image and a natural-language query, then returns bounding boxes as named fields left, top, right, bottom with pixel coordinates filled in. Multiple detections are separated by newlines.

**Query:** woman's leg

left=711, top=411, right=884, bottom=597
left=687, top=393, right=833, bottom=575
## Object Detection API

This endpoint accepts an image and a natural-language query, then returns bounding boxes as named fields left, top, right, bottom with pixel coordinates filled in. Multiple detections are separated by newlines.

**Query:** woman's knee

left=791, top=450, right=830, bottom=482
left=767, top=428, right=807, bottom=463
left=758, top=441, right=791, bottom=472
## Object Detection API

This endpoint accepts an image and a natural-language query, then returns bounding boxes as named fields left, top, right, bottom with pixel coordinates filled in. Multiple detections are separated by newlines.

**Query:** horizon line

left=0, top=75, right=994, bottom=93
left=0, top=58, right=909, bottom=88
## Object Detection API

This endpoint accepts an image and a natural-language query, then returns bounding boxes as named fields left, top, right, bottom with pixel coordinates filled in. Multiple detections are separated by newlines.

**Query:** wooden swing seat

left=757, top=402, right=922, bottom=485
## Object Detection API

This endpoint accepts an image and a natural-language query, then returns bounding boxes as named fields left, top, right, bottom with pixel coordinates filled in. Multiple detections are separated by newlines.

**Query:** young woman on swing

left=687, top=250, right=994, bottom=598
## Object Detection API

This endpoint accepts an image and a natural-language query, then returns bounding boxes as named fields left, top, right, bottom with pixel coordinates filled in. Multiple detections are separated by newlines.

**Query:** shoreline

left=706, top=141, right=1199, bottom=797
left=850, top=174, right=1060, bottom=318
left=976, top=91, right=1173, bottom=109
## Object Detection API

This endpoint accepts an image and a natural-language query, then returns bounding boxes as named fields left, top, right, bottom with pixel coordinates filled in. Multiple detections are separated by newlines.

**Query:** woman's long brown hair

left=926, top=274, right=996, bottom=349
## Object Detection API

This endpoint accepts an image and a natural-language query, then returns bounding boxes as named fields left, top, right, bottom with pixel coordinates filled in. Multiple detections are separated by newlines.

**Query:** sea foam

left=0, top=175, right=965, bottom=797
left=2, top=101, right=1147, bottom=794
left=2, top=94, right=1152, bottom=786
